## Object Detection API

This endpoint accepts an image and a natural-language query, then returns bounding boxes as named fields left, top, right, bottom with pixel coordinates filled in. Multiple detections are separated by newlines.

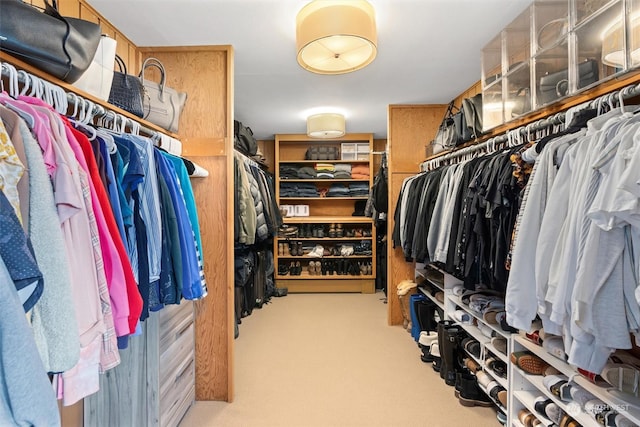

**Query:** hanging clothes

left=506, top=108, right=640, bottom=374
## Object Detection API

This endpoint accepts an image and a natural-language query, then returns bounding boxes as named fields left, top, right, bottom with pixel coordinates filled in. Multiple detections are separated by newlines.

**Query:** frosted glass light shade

left=296, top=0, right=377, bottom=75
left=602, top=14, right=640, bottom=67
left=307, top=113, right=345, bottom=138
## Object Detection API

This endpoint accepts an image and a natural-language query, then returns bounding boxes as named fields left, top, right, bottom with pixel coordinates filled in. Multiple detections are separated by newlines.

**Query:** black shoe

left=278, top=263, right=289, bottom=276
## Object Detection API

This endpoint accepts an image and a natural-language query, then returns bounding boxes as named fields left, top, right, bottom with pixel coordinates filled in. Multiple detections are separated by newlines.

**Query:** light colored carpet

left=180, top=292, right=499, bottom=427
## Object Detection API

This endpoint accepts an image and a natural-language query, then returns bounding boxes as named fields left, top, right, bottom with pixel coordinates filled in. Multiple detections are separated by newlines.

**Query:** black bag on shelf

left=108, top=55, right=145, bottom=117
left=0, top=0, right=101, bottom=83
left=461, top=93, right=483, bottom=139
left=304, top=145, right=339, bottom=160
left=539, top=59, right=599, bottom=105
left=431, top=101, right=460, bottom=154
left=510, top=87, right=531, bottom=118
left=234, top=120, right=258, bottom=156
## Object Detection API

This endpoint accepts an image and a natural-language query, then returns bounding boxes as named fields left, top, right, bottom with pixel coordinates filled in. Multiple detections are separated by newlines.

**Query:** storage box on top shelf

left=482, top=0, right=640, bottom=124
left=341, top=142, right=369, bottom=161
left=481, top=32, right=504, bottom=132
left=505, top=6, right=532, bottom=119
left=574, top=1, right=626, bottom=91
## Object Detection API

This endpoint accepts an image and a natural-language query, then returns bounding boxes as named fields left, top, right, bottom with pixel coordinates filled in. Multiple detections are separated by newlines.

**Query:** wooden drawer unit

left=160, top=358, right=195, bottom=426
left=159, top=322, right=195, bottom=388
left=159, top=302, right=194, bottom=351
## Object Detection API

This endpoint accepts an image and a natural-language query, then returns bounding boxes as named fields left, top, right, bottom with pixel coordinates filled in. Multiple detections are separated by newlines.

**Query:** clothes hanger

left=4, top=63, right=20, bottom=97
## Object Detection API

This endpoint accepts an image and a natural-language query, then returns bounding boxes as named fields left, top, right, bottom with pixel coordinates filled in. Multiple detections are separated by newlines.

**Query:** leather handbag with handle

left=72, top=35, right=117, bottom=101
left=139, top=57, right=187, bottom=133
left=0, top=0, right=101, bottom=83
left=107, top=54, right=145, bottom=118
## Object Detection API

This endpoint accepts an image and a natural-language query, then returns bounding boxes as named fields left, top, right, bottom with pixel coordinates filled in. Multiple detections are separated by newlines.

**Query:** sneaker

left=601, top=364, right=640, bottom=394
left=533, top=397, right=564, bottom=424
left=306, top=245, right=324, bottom=258
left=477, top=322, right=495, bottom=338
left=542, top=335, right=566, bottom=360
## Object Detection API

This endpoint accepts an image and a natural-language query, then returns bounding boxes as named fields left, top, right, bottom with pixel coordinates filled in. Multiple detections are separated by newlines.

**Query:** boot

left=442, top=326, right=463, bottom=386
left=455, top=368, right=472, bottom=398
left=430, top=343, right=441, bottom=372
left=416, top=299, right=438, bottom=333
left=437, top=320, right=452, bottom=380
left=457, top=371, right=493, bottom=407
left=397, top=293, right=410, bottom=329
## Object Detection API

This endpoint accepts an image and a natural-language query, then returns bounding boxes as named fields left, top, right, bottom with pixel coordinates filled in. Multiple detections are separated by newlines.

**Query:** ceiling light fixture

left=296, top=0, right=377, bottom=75
left=307, top=113, right=346, bottom=138
left=601, top=13, right=640, bottom=67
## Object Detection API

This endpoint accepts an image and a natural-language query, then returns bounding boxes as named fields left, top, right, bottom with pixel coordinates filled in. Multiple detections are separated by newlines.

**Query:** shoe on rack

left=601, top=363, right=640, bottom=395
left=307, top=245, right=324, bottom=258
left=278, top=263, right=289, bottom=276
left=511, top=351, right=550, bottom=375
left=464, top=358, right=481, bottom=372
left=306, top=261, right=313, bottom=275
left=488, top=383, right=507, bottom=407
left=486, top=357, right=507, bottom=379
left=462, top=337, right=481, bottom=359
left=491, top=337, right=507, bottom=355
left=295, top=261, right=302, bottom=275
left=284, top=242, right=291, bottom=256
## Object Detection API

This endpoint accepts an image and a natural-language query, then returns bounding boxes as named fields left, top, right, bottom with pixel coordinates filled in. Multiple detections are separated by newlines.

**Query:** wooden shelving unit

left=275, top=133, right=376, bottom=293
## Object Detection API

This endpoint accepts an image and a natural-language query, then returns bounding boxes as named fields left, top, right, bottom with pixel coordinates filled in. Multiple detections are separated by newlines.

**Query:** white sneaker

left=307, top=245, right=324, bottom=258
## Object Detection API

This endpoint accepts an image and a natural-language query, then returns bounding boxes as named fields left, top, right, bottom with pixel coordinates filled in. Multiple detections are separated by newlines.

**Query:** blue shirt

left=154, top=151, right=203, bottom=300
left=119, top=134, right=163, bottom=284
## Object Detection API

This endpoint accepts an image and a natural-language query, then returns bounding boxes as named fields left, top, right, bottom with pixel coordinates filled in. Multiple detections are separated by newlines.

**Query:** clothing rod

left=0, top=61, right=166, bottom=139
left=422, top=80, right=640, bottom=170
left=371, top=151, right=386, bottom=155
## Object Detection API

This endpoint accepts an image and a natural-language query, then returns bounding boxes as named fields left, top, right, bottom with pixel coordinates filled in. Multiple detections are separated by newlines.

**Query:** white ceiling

left=89, top=0, right=532, bottom=140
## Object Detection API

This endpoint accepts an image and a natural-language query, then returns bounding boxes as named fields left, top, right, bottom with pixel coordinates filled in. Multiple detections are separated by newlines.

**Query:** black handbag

left=234, top=120, right=258, bottom=156
left=539, top=59, right=599, bottom=105
left=0, top=0, right=101, bottom=83
left=304, top=145, right=339, bottom=160
left=510, top=87, right=531, bottom=118
left=108, top=55, right=145, bottom=118
left=432, top=101, right=460, bottom=153
left=461, top=94, right=483, bottom=139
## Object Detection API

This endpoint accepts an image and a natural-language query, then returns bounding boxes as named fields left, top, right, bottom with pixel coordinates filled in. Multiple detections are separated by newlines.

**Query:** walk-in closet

left=4, top=1, right=640, bottom=426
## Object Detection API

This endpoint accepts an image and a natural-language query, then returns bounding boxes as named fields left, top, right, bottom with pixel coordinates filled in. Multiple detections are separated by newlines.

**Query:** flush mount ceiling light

left=307, top=113, right=346, bottom=138
left=601, top=13, right=640, bottom=67
left=296, top=0, right=377, bottom=75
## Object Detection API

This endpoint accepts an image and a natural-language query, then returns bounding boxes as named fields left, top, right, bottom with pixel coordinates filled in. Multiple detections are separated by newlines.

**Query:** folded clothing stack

left=315, top=163, right=335, bottom=179
left=327, top=183, right=349, bottom=197
left=280, top=164, right=300, bottom=179
left=349, top=182, right=369, bottom=197
left=297, top=166, right=317, bottom=179
left=280, top=182, right=319, bottom=197
left=334, top=163, right=352, bottom=179
left=351, top=164, right=370, bottom=179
